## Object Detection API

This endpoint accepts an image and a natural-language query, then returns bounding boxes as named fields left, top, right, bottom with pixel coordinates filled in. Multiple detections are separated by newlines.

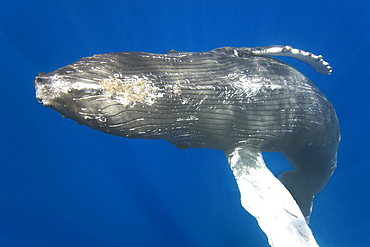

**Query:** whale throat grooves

left=35, top=46, right=340, bottom=247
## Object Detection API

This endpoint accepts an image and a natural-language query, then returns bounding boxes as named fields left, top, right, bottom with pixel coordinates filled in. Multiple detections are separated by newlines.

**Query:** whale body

left=35, top=46, right=340, bottom=246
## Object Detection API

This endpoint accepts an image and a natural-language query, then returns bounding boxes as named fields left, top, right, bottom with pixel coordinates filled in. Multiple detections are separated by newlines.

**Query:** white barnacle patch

left=222, top=71, right=284, bottom=101
left=99, top=75, right=164, bottom=107
left=172, top=84, right=183, bottom=95
left=176, top=115, right=199, bottom=122
left=223, top=72, right=264, bottom=99
left=165, top=83, right=183, bottom=97
left=236, top=76, right=264, bottom=97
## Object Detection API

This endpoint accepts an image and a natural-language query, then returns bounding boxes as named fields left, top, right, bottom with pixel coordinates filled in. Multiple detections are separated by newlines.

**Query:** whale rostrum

left=35, top=46, right=340, bottom=247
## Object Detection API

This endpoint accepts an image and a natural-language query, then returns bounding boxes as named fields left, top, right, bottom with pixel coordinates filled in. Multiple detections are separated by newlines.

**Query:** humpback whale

left=34, top=45, right=340, bottom=247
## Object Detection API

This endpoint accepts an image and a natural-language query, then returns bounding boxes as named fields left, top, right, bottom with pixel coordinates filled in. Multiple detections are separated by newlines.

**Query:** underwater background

left=0, top=0, right=369, bottom=246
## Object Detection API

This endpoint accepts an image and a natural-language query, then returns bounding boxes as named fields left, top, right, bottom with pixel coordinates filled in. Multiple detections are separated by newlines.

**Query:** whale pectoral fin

left=225, top=145, right=319, bottom=247
left=246, top=45, right=332, bottom=75
left=216, top=45, right=332, bottom=74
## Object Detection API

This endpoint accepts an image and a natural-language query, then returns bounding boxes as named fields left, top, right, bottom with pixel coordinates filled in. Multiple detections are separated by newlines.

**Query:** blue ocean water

left=0, top=0, right=369, bottom=246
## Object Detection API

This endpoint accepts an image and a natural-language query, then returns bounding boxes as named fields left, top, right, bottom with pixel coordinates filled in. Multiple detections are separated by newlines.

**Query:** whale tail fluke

left=278, top=170, right=314, bottom=222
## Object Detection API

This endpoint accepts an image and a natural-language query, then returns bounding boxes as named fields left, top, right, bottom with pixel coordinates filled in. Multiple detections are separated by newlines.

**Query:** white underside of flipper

left=225, top=145, right=319, bottom=247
